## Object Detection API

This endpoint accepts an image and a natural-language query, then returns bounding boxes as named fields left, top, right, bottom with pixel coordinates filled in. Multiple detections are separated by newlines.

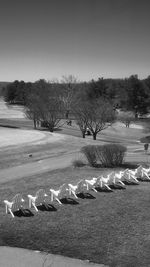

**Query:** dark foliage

left=81, top=145, right=97, bottom=167
left=81, top=144, right=127, bottom=167
left=96, top=144, right=127, bottom=167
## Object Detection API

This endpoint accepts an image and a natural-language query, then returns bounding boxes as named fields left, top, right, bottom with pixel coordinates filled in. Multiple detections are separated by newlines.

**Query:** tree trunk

left=93, top=133, right=97, bottom=140
left=82, top=132, right=86, bottom=138
left=33, top=119, right=37, bottom=129
left=65, top=110, right=69, bottom=119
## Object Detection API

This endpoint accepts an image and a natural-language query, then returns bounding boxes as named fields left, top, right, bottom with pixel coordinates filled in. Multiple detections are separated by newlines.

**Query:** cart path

left=0, top=246, right=107, bottom=267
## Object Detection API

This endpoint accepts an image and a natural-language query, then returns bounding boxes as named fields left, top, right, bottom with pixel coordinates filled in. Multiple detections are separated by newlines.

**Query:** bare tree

left=73, top=98, right=116, bottom=140
left=61, top=75, right=78, bottom=119
left=73, top=100, right=89, bottom=138
left=24, top=80, right=64, bottom=132
left=117, top=111, right=135, bottom=127
left=24, top=93, right=41, bottom=129
left=39, top=96, right=63, bottom=132
left=86, top=99, right=116, bottom=140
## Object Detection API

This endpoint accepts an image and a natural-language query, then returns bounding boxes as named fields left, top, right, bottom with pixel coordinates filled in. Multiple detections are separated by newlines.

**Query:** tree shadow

left=39, top=127, right=63, bottom=132
left=0, top=124, right=20, bottom=129
left=53, top=128, right=63, bottom=132
left=38, top=128, right=51, bottom=132
left=60, top=197, right=79, bottom=205
left=76, top=192, right=96, bottom=199
left=13, top=209, right=34, bottom=217
left=37, top=203, right=57, bottom=211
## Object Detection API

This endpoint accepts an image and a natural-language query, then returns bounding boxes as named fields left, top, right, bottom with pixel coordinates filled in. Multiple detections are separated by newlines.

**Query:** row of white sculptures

left=4, top=165, right=150, bottom=218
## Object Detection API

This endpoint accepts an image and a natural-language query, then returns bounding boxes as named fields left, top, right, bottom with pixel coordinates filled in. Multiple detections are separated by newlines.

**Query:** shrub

left=81, top=144, right=127, bottom=167
left=96, top=144, right=127, bottom=167
left=81, top=145, right=97, bottom=167
left=140, top=136, right=150, bottom=143
left=72, top=159, right=85, bottom=168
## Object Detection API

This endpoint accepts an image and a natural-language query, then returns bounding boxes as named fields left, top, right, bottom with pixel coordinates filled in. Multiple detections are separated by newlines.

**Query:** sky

left=0, top=0, right=150, bottom=82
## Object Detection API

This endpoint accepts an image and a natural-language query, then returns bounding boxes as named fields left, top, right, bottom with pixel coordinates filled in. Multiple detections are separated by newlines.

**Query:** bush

left=81, top=145, right=97, bottom=167
left=72, top=159, right=85, bottom=168
left=97, top=144, right=127, bottom=167
left=81, top=144, right=127, bottom=167
left=140, top=136, right=150, bottom=143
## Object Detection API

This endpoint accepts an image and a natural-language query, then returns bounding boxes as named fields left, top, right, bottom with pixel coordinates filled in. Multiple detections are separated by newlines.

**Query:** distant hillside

left=0, top=82, right=10, bottom=96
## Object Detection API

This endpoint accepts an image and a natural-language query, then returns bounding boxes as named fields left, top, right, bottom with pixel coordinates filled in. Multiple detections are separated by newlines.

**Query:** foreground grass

left=1, top=166, right=150, bottom=267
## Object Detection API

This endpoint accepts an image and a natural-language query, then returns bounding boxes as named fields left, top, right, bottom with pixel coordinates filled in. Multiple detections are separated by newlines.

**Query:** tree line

left=3, top=74, right=150, bottom=140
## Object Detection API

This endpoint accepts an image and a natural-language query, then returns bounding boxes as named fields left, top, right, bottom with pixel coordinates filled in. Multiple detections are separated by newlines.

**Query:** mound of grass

left=1, top=167, right=150, bottom=266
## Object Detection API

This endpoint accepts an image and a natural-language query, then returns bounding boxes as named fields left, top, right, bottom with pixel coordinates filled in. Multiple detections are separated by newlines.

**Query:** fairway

left=1, top=100, right=150, bottom=267
left=0, top=99, right=24, bottom=119
left=0, top=127, right=66, bottom=148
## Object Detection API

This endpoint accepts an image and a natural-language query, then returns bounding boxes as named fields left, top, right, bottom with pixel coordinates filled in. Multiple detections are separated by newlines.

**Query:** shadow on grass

left=95, top=184, right=126, bottom=191
left=122, top=163, right=139, bottom=169
left=88, top=163, right=139, bottom=169
left=137, top=178, right=150, bottom=182
left=77, top=192, right=96, bottom=199
left=38, top=128, right=51, bottom=132
left=37, top=203, right=57, bottom=212
left=123, top=181, right=139, bottom=185
left=13, top=209, right=34, bottom=217
left=60, top=197, right=79, bottom=205
left=53, top=128, right=63, bottom=132
left=39, top=127, right=63, bottom=132
left=0, top=124, right=20, bottom=129
left=95, top=187, right=113, bottom=192
left=109, top=184, right=126, bottom=190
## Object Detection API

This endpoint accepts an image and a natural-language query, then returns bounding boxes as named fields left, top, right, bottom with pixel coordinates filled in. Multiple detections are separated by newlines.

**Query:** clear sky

left=0, top=0, right=150, bottom=82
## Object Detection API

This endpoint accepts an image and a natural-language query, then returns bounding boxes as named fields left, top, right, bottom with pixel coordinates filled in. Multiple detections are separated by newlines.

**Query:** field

left=1, top=100, right=150, bottom=266
left=1, top=168, right=150, bottom=267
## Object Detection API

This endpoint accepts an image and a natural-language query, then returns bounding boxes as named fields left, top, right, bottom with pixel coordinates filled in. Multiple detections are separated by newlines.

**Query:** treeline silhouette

left=3, top=75, right=150, bottom=118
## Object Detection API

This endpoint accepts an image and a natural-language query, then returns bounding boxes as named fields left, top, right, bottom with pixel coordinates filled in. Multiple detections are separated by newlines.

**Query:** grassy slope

left=0, top=117, right=147, bottom=169
left=1, top=110, right=150, bottom=266
left=1, top=167, right=150, bottom=267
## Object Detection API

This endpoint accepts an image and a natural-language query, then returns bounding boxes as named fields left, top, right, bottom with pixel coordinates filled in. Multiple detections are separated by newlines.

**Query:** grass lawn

left=0, top=141, right=67, bottom=169
left=1, top=166, right=150, bottom=267
left=0, top=116, right=147, bottom=170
